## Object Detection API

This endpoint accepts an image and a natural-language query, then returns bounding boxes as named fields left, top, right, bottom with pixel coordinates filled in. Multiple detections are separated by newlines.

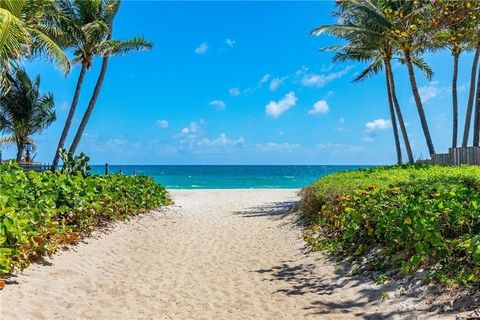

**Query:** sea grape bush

left=0, top=162, right=169, bottom=274
left=301, top=164, right=480, bottom=285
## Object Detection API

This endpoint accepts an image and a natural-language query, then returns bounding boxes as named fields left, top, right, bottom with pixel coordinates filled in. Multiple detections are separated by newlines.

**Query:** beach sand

left=0, top=190, right=462, bottom=319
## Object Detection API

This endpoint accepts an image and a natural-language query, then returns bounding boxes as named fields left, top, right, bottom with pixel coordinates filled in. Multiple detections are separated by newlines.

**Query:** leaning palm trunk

left=69, top=56, right=109, bottom=154
left=384, top=63, right=402, bottom=164
left=404, top=51, right=435, bottom=155
left=452, top=53, right=459, bottom=148
left=386, top=60, right=414, bottom=163
left=474, top=59, right=480, bottom=146
left=462, top=46, right=480, bottom=147
left=51, top=63, right=88, bottom=170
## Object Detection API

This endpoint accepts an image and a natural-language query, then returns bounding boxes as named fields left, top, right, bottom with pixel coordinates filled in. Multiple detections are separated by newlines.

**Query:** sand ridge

left=0, top=189, right=460, bottom=319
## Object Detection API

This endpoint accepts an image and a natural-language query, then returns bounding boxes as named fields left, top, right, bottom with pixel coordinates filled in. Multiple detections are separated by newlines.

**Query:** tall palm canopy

left=51, top=0, right=152, bottom=170
left=0, top=69, right=56, bottom=161
left=312, top=0, right=480, bottom=157
left=311, top=0, right=435, bottom=163
left=0, top=0, right=70, bottom=95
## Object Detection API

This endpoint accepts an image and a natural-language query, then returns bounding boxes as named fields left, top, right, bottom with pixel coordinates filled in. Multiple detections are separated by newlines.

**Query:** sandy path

left=0, top=190, right=459, bottom=319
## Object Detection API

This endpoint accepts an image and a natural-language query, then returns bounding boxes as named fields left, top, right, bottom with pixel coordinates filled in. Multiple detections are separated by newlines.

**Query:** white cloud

left=179, top=120, right=204, bottom=137
left=364, top=118, right=391, bottom=142
left=194, top=42, right=208, bottom=54
left=225, top=38, right=236, bottom=47
left=156, top=120, right=169, bottom=128
left=363, top=135, right=375, bottom=142
left=308, top=100, right=329, bottom=115
left=265, top=91, right=297, bottom=118
left=269, top=76, right=287, bottom=91
left=335, top=117, right=349, bottom=132
left=209, top=100, right=226, bottom=110
left=255, top=142, right=301, bottom=153
left=197, top=133, right=244, bottom=147
left=365, top=118, right=391, bottom=132
left=229, top=88, right=240, bottom=96
left=418, top=81, right=448, bottom=103
left=300, top=66, right=352, bottom=88
left=260, top=74, right=271, bottom=83
left=316, top=143, right=364, bottom=155
left=107, top=138, right=126, bottom=148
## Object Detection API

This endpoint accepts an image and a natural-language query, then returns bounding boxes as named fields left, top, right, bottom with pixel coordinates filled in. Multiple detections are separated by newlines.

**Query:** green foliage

left=57, top=0, right=152, bottom=68
left=302, top=164, right=480, bottom=285
left=0, top=162, right=169, bottom=274
left=0, top=68, right=56, bottom=161
left=0, top=0, right=70, bottom=94
left=58, top=148, right=90, bottom=177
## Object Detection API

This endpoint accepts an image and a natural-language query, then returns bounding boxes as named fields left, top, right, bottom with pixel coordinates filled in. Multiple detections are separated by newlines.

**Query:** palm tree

left=428, top=1, right=478, bottom=148
left=67, top=0, right=152, bottom=155
left=438, top=1, right=480, bottom=147
left=380, top=1, right=437, bottom=155
left=0, top=69, right=56, bottom=161
left=311, top=4, right=426, bottom=164
left=50, top=0, right=116, bottom=170
left=0, top=0, right=70, bottom=95
left=319, top=42, right=406, bottom=164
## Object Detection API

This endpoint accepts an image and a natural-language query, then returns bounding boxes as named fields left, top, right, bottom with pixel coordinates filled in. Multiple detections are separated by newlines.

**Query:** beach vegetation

left=58, top=148, right=91, bottom=177
left=0, top=161, right=169, bottom=275
left=302, top=164, right=480, bottom=285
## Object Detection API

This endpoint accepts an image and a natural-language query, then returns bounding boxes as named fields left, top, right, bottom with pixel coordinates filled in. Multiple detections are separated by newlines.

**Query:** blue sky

left=5, top=1, right=476, bottom=165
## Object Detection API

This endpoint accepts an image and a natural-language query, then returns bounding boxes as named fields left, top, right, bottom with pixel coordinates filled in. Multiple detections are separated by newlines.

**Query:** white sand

left=0, top=189, right=463, bottom=319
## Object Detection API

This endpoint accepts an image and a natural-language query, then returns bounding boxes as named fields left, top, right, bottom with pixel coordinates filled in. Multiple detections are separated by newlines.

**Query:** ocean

left=89, top=165, right=373, bottom=189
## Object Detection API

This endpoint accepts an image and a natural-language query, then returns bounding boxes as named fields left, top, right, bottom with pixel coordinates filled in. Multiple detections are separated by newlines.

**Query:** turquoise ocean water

left=90, top=165, right=373, bottom=189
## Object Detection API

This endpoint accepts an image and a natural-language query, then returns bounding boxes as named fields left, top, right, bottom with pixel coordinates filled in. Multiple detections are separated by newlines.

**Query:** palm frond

left=310, top=24, right=380, bottom=38
left=0, top=135, right=16, bottom=148
left=98, top=36, right=152, bottom=56
left=0, top=8, right=29, bottom=63
left=352, top=56, right=383, bottom=82
left=396, top=55, right=434, bottom=80
left=27, top=27, right=70, bottom=74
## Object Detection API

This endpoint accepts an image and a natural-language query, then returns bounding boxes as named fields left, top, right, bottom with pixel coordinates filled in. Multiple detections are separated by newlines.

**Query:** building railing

left=17, top=161, right=51, bottom=171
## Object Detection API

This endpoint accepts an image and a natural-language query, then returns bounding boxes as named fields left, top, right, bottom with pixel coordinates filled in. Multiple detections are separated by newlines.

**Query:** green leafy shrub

left=301, top=164, right=480, bottom=285
left=59, top=148, right=91, bottom=177
left=0, top=162, right=169, bottom=274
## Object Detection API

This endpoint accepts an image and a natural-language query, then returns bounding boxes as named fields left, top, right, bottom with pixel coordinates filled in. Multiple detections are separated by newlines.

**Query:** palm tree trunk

left=473, top=59, right=480, bottom=146
left=68, top=56, right=109, bottom=154
left=51, top=63, right=88, bottom=171
left=16, top=143, right=24, bottom=162
left=404, top=50, right=435, bottom=155
left=386, top=60, right=414, bottom=163
left=462, top=46, right=480, bottom=147
left=452, top=53, right=459, bottom=148
left=384, top=64, right=402, bottom=165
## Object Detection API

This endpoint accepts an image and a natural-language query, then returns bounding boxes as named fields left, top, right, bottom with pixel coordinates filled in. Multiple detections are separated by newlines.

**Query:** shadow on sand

left=233, top=200, right=298, bottom=220
left=235, top=199, right=477, bottom=319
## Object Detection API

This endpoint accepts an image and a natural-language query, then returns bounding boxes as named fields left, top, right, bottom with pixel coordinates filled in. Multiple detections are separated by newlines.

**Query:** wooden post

left=133, top=170, right=136, bottom=176
left=105, top=163, right=109, bottom=175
